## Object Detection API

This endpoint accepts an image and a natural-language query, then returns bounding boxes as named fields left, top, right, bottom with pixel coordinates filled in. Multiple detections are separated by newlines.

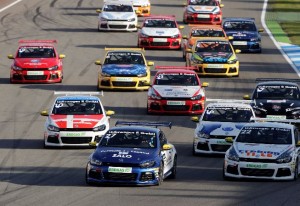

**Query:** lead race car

left=243, top=78, right=300, bottom=119
left=40, top=92, right=115, bottom=148
left=147, top=66, right=209, bottom=115
left=8, top=40, right=65, bottom=83
left=223, top=119, right=300, bottom=181
left=86, top=121, right=177, bottom=186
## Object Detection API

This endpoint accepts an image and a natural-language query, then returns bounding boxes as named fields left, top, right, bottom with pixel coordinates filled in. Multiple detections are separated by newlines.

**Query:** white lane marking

left=0, top=0, right=24, bottom=13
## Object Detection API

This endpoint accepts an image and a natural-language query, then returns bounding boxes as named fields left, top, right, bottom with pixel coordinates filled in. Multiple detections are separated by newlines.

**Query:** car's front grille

left=204, top=68, right=227, bottom=73
left=112, top=81, right=137, bottom=87
left=103, top=172, right=138, bottom=181
left=23, top=68, right=49, bottom=71
left=240, top=168, right=274, bottom=177
left=239, top=158, right=277, bottom=163
left=150, top=42, right=170, bottom=46
left=209, top=135, right=235, bottom=139
left=60, top=128, right=94, bottom=131
left=210, top=144, right=231, bottom=152
left=162, top=105, right=190, bottom=111
left=24, top=75, right=48, bottom=80
left=60, top=137, right=92, bottom=144
left=102, top=162, right=140, bottom=167
left=109, top=25, right=127, bottom=29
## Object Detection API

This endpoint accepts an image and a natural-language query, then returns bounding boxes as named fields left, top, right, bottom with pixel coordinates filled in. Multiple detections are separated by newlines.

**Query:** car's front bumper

left=98, top=76, right=150, bottom=90
left=191, top=62, right=239, bottom=77
left=98, top=20, right=137, bottom=31
left=224, top=158, right=296, bottom=180
left=10, top=69, right=62, bottom=83
left=184, top=13, right=222, bottom=25
left=138, top=37, right=181, bottom=49
left=193, top=138, right=231, bottom=154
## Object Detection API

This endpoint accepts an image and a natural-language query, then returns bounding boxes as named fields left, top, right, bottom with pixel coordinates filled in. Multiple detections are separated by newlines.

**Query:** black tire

left=294, top=161, right=299, bottom=181
left=168, top=156, right=177, bottom=179
left=222, top=163, right=232, bottom=181
left=192, top=144, right=196, bottom=156
left=156, top=162, right=164, bottom=186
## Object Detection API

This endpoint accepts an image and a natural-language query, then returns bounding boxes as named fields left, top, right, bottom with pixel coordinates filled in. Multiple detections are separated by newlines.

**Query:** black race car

left=243, top=79, right=300, bottom=119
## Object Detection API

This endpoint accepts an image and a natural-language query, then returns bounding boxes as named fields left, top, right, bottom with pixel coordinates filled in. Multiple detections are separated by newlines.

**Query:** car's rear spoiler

left=206, top=98, right=253, bottom=104
left=188, top=24, right=222, bottom=28
left=115, top=121, right=172, bottom=129
left=53, top=91, right=104, bottom=96
left=255, top=78, right=300, bottom=83
left=155, top=66, right=197, bottom=70
left=252, top=117, right=300, bottom=125
left=19, top=40, right=57, bottom=44
left=222, top=17, right=255, bottom=21
left=105, top=47, right=145, bottom=52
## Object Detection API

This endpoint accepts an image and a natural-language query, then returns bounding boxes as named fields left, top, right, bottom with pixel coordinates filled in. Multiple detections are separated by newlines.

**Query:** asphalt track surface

left=0, top=0, right=299, bottom=206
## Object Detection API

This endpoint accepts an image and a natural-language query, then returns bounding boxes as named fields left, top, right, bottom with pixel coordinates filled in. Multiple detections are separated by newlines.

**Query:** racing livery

left=147, top=66, right=208, bottom=115
left=96, top=1, right=138, bottom=32
left=185, top=39, right=240, bottom=77
left=40, top=92, right=115, bottom=147
left=191, top=102, right=255, bottom=154
left=122, top=0, right=151, bottom=16
left=86, top=121, right=177, bottom=185
left=243, top=79, right=300, bottom=119
left=182, top=24, right=230, bottom=59
left=224, top=121, right=300, bottom=180
left=183, top=0, right=224, bottom=25
left=8, top=40, right=65, bottom=83
left=95, top=48, right=154, bottom=90
left=222, top=17, right=263, bottom=53
left=137, top=15, right=184, bottom=49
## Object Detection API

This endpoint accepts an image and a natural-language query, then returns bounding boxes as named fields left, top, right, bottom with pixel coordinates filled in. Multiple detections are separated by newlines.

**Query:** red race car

left=8, top=40, right=66, bottom=83
left=137, top=15, right=184, bottom=49
left=183, top=0, right=224, bottom=25
left=147, top=66, right=209, bottom=115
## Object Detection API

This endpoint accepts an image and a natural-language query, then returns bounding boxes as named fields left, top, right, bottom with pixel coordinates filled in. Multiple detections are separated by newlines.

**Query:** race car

left=183, top=0, right=224, bottom=25
left=147, top=66, right=208, bottom=115
left=40, top=92, right=115, bottom=148
left=191, top=101, right=255, bottom=155
left=121, top=0, right=151, bottom=16
left=182, top=24, right=231, bottom=59
left=185, top=38, right=240, bottom=77
left=243, top=78, right=300, bottom=119
left=7, top=40, right=65, bottom=83
left=222, top=17, right=264, bottom=53
left=223, top=121, right=300, bottom=181
left=96, top=1, right=138, bottom=32
left=86, top=121, right=177, bottom=185
left=137, top=15, right=184, bottom=49
left=95, top=48, right=154, bottom=90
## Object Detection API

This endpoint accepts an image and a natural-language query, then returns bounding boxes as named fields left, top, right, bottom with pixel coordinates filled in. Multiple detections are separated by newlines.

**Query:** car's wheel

left=96, top=81, right=101, bottom=91
left=168, top=156, right=177, bottom=179
left=156, top=162, right=164, bottom=186
left=44, top=141, right=49, bottom=149
left=294, top=160, right=299, bottom=181
left=223, top=163, right=232, bottom=181
left=97, top=25, right=101, bottom=32
left=192, top=144, right=197, bottom=156
left=183, top=18, right=187, bottom=24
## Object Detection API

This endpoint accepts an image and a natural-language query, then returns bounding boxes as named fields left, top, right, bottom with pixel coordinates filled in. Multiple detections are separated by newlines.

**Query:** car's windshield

left=17, top=46, right=56, bottom=58
left=195, top=41, right=231, bottom=53
left=189, top=0, right=217, bottom=6
left=144, top=19, right=176, bottom=28
left=154, top=73, right=199, bottom=86
left=52, top=99, right=103, bottom=115
left=100, top=130, right=157, bottom=148
left=254, top=85, right=300, bottom=100
left=236, top=126, right=292, bottom=144
left=202, top=106, right=253, bottom=122
left=104, top=52, right=145, bottom=65
left=223, top=21, right=256, bottom=32
left=103, top=4, right=133, bottom=12
left=191, top=29, right=225, bottom=37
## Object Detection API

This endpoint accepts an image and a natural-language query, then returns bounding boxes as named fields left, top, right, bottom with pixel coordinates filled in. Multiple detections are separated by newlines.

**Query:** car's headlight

left=197, top=131, right=210, bottom=139
left=140, top=160, right=156, bottom=168
left=149, top=89, right=161, bottom=100
left=93, top=124, right=106, bottom=131
left=47, top=125, right=60, bottom=132
left=137, top=73, right=147, bottom=77
left=90, top=158, right=102, bottom=166
left=128, top=18, right=136, bottom=22
left=212, top=11, right=221, bottom=15
left=100, top=17, right=108, bottom=21
left=227, top=147, right=239, bottom=162
left=276, top=151, right=293, bottom=163
left=191, top=94, right=202, bottom=100
left=192, top=55, right=203, bottom=64
left=101, top=72, right=111, bottom=77
left=250, top=37, right=259, bottom=42
left=171, top=34, right=179, bottom=38
left=48, top=65, right=58, bottom=71
left=227, top=59, right=237, bottom=64
left=12, top=65, right=22, bottom=71
left=140, top=33, right=149, bottom=38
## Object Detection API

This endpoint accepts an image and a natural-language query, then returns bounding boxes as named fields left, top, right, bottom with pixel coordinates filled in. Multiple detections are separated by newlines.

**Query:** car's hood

left=197, top=122, right=246, bottom=136
left=226, top=31, right=258, bottom=40
left=253, top=99, right=300, bottom=113
left=141, top=27, right=179, bottom=37
left=49, top=114, right=104, bottom=128
left=187, top=5, right=220, bottom=13
left=195, top=52, right=232, bottom=63
left=101, top=12, right=135, bottom=20
left=102, top=64, right=147, bottom=75
left=188, top=37, right=227, bottom=46
left=234, top=142, right=293, bottom=159
left=93, top=147, right=158, bottom=163
left=14, top=58, right=57, bottom=68
left=152, top=85, right=202, bottom=98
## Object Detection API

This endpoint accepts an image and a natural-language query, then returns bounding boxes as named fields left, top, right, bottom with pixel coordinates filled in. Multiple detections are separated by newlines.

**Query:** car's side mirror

left=89, top=142, right=97, bottom=148
left=202, top=82, right=209, bottom=87
left=7, top=54, right=14, bottom=59
left=228, top=36, right=234, bottom=40
left=179, top=26, right=185, bottom=30
left=106, top=110, right=115, bottom=116
left=191, top=116, right=199, bottom=123
left=182, top=35, right=188, bottom=39
left=59, top=54, right=66, bottom=59
left=258, top=28, right=264, bottom=33
left=95, top=60, right=102, bottom=65
left=96, top=9, right=102, bottom=13
left=225, top=137, right=233, bottom=143
left=243, top=95, right=251, bottom=100
left=235, top=49, right=241, bottom=54
left=40, top=110, right=49, bottom=116
left=147, top=62, right=154, bottom=66
left=162, top=144, right=172, bottom=150
left=186, top=48, right=192, bottom=53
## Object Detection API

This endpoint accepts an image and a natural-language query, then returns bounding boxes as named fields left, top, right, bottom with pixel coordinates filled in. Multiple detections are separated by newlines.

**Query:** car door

left=159, top=132, right=173, bottom=174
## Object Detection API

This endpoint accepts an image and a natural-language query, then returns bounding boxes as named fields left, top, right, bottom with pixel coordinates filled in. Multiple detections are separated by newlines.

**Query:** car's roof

left=189, top=25, right=223, bottom=30
left=104, top=1, right=134, bottom=6
left=56, top=96, right=100, bottom=101
left=109, top=126, right=160, bottom=133
left=256, top=81, right=299, bottom=87
left=156, top=69, right=197, bottom=74
left=222, top=17, right=255, bottom=22
left=242, top=122, right=294, bottom=130
left=144, top=15, right=176, bottom=20
left=206, top=102, right=253, bottom=109
left=196, top=38, right=230, bottom=43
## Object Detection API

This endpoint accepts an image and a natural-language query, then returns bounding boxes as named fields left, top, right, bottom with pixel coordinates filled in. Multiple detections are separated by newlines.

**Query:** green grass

left=266, top=0, right=300, bottom=45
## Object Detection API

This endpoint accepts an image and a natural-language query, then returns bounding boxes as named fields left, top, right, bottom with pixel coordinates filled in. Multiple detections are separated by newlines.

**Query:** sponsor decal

left=239, top=149, right=280, bottom=157
left=246, top=163, right=268, bottom=169
left=65, top=132, right=86, bottom=137
left=108, top=167, right=132, bottom=173
left=27, top=71, right=44, bottom=75
left=112, top=151, right=132, bottom=158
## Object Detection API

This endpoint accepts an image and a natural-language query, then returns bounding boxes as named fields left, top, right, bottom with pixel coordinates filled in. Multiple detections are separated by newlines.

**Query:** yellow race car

left=186, top=38, right=240, bottom=77
left=95, top=48, right=154, bottom=90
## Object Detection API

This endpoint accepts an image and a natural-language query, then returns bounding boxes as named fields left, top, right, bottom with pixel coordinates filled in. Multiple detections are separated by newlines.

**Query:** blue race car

left=222, top=17, right=264, bottom=53
left=85, top=121, right=177, bottom=186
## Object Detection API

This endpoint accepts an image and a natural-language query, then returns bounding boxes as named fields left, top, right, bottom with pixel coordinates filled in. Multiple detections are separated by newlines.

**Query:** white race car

left=121, top=0, right=151, bottom=16
left=40, top=92, right=114, bottom=147
left=223, top=121, right=300, bottom=181
left=96, top=1, right=138, bottom=32
left=191, top=102, right=255, bottom=155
